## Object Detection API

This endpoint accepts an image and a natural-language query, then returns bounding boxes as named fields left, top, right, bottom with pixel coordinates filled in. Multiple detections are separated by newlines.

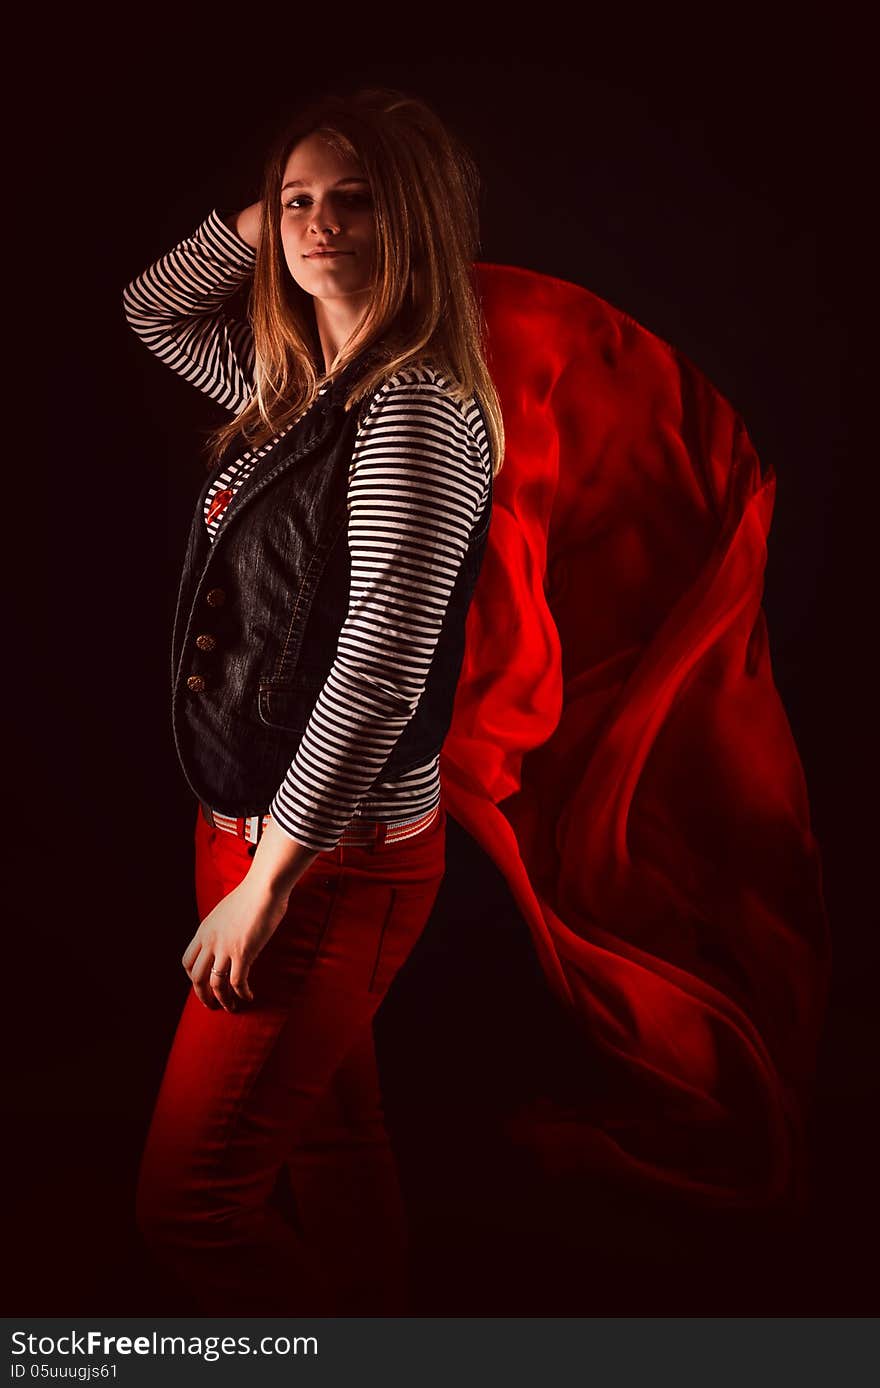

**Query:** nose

left=308, top=198, right=341, bottom=237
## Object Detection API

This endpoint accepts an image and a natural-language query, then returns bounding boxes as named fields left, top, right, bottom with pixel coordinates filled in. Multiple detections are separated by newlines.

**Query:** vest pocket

left=257, top=684, right=303, bottom=732
left=258, top=666, right=329, bottom=731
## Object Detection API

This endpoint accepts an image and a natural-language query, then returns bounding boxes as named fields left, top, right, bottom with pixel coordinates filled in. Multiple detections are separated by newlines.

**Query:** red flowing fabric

left=440, top=262, right=831, bottom=1210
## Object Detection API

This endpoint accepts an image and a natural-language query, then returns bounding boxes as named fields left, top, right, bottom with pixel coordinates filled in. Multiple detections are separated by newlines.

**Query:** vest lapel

left=207, top=349, right=379, bottom=547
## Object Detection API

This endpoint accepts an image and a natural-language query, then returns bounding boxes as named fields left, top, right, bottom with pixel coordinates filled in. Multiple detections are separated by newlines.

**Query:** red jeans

left=135, top=795, right=447, bottom=1315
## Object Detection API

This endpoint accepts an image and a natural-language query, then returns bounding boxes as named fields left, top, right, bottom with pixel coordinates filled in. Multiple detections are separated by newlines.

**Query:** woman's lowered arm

left=263, top=372, right=490, bottom=857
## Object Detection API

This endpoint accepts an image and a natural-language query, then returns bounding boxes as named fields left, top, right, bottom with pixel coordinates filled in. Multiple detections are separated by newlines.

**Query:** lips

left=305, top=250, right=352, bottom=258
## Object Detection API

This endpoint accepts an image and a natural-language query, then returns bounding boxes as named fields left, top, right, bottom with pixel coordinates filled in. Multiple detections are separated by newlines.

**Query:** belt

left=199, top=799, right=440, bottom=848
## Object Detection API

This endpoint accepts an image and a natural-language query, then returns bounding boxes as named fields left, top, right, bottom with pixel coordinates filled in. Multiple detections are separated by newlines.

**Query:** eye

left=282, top=192, right=372, bottom=211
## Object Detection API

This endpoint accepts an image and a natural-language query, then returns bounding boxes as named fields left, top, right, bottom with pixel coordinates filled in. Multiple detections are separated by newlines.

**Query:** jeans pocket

left=364, top=875, right=445, bottom=997
left=255, top=867, right=348, bottom=1000
left=367, top=888, right=399, bottom=995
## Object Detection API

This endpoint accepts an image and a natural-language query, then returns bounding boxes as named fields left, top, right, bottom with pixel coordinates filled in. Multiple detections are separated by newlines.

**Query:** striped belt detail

left=200, top=800, right=440, bottom=848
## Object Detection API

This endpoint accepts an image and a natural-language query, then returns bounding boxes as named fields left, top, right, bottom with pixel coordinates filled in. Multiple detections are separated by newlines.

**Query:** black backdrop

left=11, top=12, right=872, bottom=1315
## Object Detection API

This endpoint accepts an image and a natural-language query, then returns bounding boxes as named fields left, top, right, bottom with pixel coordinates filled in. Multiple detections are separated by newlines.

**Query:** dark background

left=12, top=13, right=872, bottom=1314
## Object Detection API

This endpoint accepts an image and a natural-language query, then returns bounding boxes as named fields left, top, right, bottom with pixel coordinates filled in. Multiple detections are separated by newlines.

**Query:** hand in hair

left=224, top=200, right=263, bottom=250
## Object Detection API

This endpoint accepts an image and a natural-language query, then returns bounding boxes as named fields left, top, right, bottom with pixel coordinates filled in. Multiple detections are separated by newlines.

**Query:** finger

left=190, top=951, right=221, bottom=1009
left=181, top=937, right=202, bottom=975
left=209, top=958, right=239, bottom=1014
left=230, top=961, right=254, bottom=1005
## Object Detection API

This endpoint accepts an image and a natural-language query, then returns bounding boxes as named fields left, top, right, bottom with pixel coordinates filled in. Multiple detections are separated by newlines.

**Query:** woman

left=123, top=86, right=505, bottom=1315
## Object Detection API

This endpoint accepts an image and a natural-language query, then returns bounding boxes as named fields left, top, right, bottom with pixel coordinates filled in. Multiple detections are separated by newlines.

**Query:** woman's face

left=279, top=132, right=376, bottom=303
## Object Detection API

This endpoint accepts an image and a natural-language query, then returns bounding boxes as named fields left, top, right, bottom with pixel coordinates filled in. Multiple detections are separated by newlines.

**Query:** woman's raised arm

left=121, top=202, right=263, bottom=415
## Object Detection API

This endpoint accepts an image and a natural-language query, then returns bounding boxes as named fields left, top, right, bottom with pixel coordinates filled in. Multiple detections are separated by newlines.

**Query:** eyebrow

left=280, top=176, right=370, bottom=193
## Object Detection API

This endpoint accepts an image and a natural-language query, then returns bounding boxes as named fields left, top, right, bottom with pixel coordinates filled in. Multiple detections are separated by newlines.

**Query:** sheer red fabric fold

left=440, top=263, right=831, bottom=1208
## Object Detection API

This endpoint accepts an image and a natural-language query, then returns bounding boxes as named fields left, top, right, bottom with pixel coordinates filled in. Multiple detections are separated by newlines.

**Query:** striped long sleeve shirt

left=122, top=208, right=491, bottom=851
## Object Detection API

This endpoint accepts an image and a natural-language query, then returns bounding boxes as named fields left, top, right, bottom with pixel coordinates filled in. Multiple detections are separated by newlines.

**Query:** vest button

left=205, top=587, right=226, bottom=607
left=186, top=675, right=206, bottom=693
left=195, top=634, right=217, bottom=652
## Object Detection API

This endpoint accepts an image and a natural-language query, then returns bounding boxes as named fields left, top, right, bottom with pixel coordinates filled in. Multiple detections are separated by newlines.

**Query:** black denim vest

left=170, top=354, right=494, bottom=816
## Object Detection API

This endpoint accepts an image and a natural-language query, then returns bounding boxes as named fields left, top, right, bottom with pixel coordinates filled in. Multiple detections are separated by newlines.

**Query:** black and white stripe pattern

left=122, top=208, right=257, bottom=415
left=123, top=209, right=491, bottom=851
left=270, top=366, right=489, bottom=848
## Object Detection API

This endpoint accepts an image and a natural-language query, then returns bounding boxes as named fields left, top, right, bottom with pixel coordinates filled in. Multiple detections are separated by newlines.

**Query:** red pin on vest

left=206, top=487, right=234, bottom=526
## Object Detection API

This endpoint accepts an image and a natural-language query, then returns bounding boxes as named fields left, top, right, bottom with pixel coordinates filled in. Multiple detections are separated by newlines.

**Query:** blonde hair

left=203, top=86, right=505, bottom=476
